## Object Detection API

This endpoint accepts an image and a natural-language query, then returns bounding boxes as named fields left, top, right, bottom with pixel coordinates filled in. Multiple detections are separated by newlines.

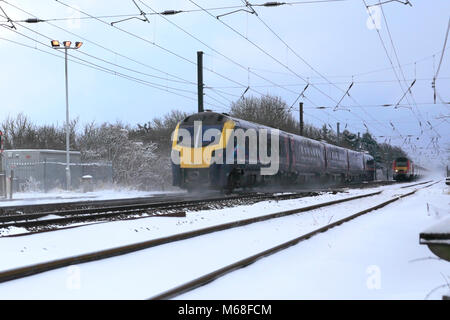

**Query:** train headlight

left=395, top=169, right=398, bottom=172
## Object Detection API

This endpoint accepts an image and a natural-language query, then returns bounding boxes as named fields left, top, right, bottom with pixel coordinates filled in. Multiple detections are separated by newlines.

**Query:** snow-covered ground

left=0, top=188, right=182, bottom=208
left=177, top=180, right=450, bottom=300
left=0, top=179, right=447, bottom=299
left=0, top=182, right=414, bottom=266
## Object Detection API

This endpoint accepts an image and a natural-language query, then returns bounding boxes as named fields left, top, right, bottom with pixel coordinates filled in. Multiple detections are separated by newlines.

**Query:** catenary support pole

left=197, top=51, right=204, bottom=113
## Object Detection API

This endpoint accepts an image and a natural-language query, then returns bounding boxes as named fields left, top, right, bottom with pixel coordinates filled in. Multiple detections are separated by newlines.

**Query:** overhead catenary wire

left=211, top=0, right=400, bottom=136
left=190, top=0, right=382, bottom=136
left=245, top=0, right=402, bottom=136
left=13, top=0, right=439, bottom=139
left=138, top=0, right=355, bottom=111
left=0, top=24, right=223, bottom=108
left=226, top=48, right=450, bottom=82
left=432, top=17, right=450, bottom=104
left=3, top=0, right=344, bottom=113
left=136, top=0, right=314, bottom=99
left=379, top=3, right=444, bottom=140
left=1, top=0, right=196, bottom=86
left=0, top=3, right=15, bottom=29
left=208, top=76, right=450, bottom=88
left=378, top=2, right=430, bottom=125
left=10, top=21, right=198, bottom=92
left=364, top=0, right=439, bottom=140
left=2, top=1, right=445, bottom=155
left=0, top=1, right=351, bottom=24
left=53, top=0, right=262, bottom=94
left=1, top=20, right=198, bottom=96
left=187, top=0, right=339, bottom=105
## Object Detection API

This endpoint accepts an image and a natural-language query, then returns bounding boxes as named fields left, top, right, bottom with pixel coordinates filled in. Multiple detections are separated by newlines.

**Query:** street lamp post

left=51, top=40, right=83, bottom=190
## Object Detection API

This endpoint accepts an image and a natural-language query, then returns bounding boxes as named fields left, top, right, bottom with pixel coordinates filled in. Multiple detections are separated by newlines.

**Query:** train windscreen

left=395, top=157, right=408, bottom=167
left=177, top=124, right=224, bottom=148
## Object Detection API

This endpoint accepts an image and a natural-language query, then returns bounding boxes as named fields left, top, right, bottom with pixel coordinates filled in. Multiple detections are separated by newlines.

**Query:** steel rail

left=0, top=191, right=323, bottom=228
left=0, top=180, right=400, bottom=216
left=150, top=183, right=438, bottom=300
left=0, top=190, right=383, bottom=284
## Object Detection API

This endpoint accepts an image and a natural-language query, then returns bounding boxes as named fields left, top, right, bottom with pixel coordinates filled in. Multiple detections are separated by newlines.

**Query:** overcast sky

left=0, top=0, right=448, bottom=167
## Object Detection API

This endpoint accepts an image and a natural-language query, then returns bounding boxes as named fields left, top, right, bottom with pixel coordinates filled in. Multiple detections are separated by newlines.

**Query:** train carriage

left=171, top=111, right=375, bottom=192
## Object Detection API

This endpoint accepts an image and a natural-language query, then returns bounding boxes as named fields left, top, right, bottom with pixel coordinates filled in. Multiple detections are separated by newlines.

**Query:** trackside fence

left=4, top=160, right=113, bottom=192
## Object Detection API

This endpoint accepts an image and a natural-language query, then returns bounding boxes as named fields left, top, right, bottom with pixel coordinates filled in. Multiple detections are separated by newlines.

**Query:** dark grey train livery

left=171, top=112, right=375, bottom=192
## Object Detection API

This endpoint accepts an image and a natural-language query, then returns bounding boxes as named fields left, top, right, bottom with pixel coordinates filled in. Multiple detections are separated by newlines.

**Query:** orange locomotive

left=393, top=157, right=417, bottom=181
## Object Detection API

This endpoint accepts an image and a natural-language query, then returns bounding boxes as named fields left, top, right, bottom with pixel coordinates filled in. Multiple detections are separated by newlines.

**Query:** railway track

left=0, top=179, right=423, bottom=235
left=150, top=180, right=440, bottom=299
left=0, top=191, right=328, bottom=234
left=0, top=180, right=436, bottom=288
left=0, top=180, right=404, bottom=217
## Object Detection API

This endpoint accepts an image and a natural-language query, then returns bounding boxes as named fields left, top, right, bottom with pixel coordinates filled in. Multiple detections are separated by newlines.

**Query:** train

left=393, top=157, right=418, bottom=181
left=171, top=111, right=375, bottom=192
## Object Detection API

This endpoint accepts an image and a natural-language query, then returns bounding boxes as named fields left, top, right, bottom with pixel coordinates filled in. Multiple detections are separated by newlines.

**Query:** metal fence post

left=43, top=159, right=48, bottom=193
left=9, top=169, right=14, bottom=199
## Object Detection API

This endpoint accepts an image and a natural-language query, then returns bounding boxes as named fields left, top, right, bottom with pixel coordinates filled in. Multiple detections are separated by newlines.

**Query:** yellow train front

left=171, top=111, right=282, bottom=192
left=171, top=112, right=238, bottom=192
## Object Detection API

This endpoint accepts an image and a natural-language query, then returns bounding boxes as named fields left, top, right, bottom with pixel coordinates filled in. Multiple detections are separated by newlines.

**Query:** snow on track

left=0, top=182, right=433, bottom=299
left=0, top=184, right=400, bottom=269
left=0, top=189, right=181, bottom=208
left=176, top=180, right=450, bottom=300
